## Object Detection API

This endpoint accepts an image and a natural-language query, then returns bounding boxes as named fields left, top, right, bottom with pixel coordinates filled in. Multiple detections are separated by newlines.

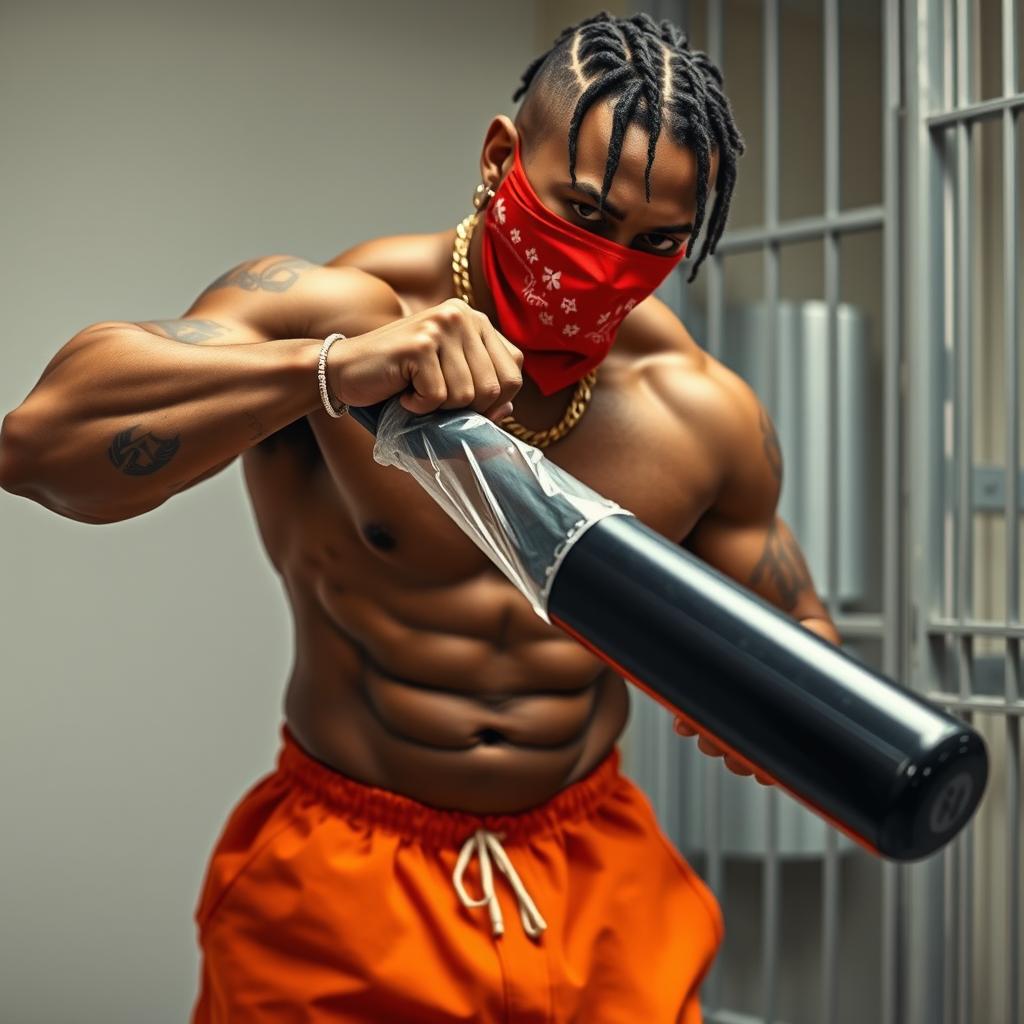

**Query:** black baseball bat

left=347, top=396, right=988, bottom=861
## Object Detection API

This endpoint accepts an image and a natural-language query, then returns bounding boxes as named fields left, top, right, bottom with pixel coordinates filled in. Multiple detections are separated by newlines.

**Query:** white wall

left=0, top=2, right=541, bottom=1019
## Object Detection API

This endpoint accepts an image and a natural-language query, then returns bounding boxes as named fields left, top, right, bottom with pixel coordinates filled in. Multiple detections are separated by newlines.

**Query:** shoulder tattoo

left=197, top=255, right=315, bottom=298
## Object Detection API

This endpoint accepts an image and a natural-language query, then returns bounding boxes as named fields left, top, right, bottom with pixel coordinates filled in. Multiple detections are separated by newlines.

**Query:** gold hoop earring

left=472, top=182, right=496, bottom=210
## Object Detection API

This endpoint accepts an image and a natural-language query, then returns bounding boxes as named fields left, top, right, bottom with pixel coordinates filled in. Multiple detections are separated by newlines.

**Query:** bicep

left=170, top=252, right=323, bottom=344
left=42, top=255, right=405, bottom=388
left=684, top=511, right=822, bottom=617
left=56, top=253, right=320, bottom=364
left=181, top=254, right=404, bottom=342
left=116, top=254, right=404, bottom=349
left=683, top=374, right=824, bottom=618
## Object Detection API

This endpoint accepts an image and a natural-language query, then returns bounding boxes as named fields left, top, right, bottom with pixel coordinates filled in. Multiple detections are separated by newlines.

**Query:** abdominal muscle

left=237, top=248, right=696, bottom=816
left=277, top=552, right=631, bottom=816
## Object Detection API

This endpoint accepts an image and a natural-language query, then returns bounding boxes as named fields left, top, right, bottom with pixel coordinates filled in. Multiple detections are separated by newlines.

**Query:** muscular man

left=0, top=11, right=841, bottom=1023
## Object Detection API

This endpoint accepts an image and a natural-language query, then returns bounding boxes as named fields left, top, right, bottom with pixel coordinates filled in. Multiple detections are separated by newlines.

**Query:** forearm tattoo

left=138, top=318, right=228, bottom=343
left=198, top=255, right=314, bottom=298
left=749, top=518, right=814, bottom=612
left=107, top=424, right=180, bottom=476
left=759, top=404, right=783, bottom=483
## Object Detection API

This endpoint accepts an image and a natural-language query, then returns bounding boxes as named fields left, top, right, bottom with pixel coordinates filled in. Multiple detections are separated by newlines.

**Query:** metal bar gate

left=627, top=2, right=1023, bottom=1022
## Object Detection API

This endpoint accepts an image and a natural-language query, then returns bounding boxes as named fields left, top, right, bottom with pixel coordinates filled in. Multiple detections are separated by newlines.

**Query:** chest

left=245, top=358, right=719, bottom=592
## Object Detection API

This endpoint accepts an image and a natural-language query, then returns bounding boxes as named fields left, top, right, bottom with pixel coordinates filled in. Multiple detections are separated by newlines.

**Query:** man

left=0, top=10, right=841, bottom=1023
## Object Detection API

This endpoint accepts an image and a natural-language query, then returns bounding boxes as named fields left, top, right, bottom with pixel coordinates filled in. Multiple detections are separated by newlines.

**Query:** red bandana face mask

left=479, top=137, right=687, bottom=396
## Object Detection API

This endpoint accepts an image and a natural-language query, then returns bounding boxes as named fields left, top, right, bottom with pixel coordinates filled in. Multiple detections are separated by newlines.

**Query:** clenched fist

left=326, top=297, right=524, bottom=422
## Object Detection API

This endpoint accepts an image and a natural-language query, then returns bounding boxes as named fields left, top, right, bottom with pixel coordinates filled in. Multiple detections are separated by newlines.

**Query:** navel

left=362, top=521, right=396, bottom=551
left=477, top=727, right=507, bottom=746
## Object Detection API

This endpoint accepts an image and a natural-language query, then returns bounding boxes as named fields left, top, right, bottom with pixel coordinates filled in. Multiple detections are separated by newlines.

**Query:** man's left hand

left=673, top=718, right=774, bottom=786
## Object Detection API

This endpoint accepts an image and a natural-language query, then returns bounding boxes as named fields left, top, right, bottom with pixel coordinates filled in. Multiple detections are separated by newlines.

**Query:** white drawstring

left=452, top=828, right=548, bottom=939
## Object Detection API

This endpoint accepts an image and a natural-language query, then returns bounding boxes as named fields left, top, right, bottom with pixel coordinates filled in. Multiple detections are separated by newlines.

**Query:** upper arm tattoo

left=138, top=318, right=228, bottom=343
left=197, top=255, right=315, bottom=299
left=749, top=518, right=814, bottom=612
left=758, top=403, right=783, bottom=483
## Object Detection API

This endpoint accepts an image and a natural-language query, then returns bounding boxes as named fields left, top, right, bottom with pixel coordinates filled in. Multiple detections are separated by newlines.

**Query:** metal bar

left=957, top=714, right=974, bottom=1024
left=703, top=747, right=725, bottom=1011
left=956, top=0, right=970, bottom=107
left=762, top=2, right=780, bottom=1020
left=940, top=0, right=956, bottom=641
left=927, top=619, right=1024, bottom=638
left=1008, top=712, right=1022, bottom=1024
left=953, top=8, right=974, bottom=1018
left=944, top=17, right=962, bottom=1023
left=943, top=812, right=959, bottom=1024
left=1002, top=0, right=1020, bottom=1012
left=762, top=788, right=779, bottom=1024
left=821, top=829, right=839, bottom=1023
left=712, top=205, right=885, bottom=253
left=704, top=1010, right=798, bottom=1024
left=924, top=693, right=1024, bottom=715
left=707, top=252, right=723, bottom=363
left=823, top=0, right=840, bottom=224
left=949, top=0, right=973, bottom=854
left=905, top=2, right=955, bottom=1021
left=821, top=2, right=840, bottom=1020
left=828, top=612, right=887, bottom=635
left=764, top=0, right=779, bottom=413
left=707, top=0, right=723, bottom=82
left=765, top=0, right=779, bottom=241
left=654, top=696, right=673, bottom=838
left=882, top=861, right=904, bottom=1024
left=925, top=91, right=1024, bottom=128
left=824, top=0, right=839, bottom=622
left=707, top=0, right=724, bottom=366
left=1005, top=0, right=1020, bottom=96
left=881, top=0, right=906, bottom=1018
left=954, top=0, right=973, bottom=682
left=702, top=2, right=726, bottom=1013
left=944, top=0, right=955, bottom=110
left=1003, top=3, right=1020, bottom=635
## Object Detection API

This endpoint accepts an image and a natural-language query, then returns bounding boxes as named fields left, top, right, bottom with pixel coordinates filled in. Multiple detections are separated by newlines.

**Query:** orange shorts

left=191, top=723, right=724, bottom=1023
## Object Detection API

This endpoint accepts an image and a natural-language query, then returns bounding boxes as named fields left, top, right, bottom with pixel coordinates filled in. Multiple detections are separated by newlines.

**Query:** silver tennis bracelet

left=317, top=332, right=348, bottom=418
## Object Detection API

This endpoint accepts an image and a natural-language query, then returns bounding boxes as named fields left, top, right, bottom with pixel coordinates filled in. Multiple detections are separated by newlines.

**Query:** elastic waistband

left=276, top=723, right=624, bottom=848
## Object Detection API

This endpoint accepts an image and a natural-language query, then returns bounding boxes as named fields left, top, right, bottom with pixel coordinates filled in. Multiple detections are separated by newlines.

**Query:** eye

left=569, top=200, right=604, bottom=222
left=642, top=234, right=685, bottom=254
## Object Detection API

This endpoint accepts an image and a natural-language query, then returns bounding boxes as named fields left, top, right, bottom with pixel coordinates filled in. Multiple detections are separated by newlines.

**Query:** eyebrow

left=560, top=180, right=694, bottom=234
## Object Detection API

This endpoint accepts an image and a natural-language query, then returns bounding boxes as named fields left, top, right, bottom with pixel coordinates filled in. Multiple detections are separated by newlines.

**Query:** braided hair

left=511, top=11, right=744, bottom=284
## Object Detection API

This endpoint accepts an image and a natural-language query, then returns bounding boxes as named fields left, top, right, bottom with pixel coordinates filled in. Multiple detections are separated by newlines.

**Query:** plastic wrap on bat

left=361, top=395, right=989, bottom=861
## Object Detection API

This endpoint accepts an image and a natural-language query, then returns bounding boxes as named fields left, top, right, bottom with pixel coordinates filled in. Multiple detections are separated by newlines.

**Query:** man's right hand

left=326, top=298, right=524, bottom=423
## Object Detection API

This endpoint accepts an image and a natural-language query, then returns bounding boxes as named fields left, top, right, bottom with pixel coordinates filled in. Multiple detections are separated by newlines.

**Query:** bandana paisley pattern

left=479, top=136, right=687, bottom=396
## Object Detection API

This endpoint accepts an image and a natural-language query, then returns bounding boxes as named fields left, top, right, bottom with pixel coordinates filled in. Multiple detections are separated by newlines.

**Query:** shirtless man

left=0, top=11, right=841, bottom=1023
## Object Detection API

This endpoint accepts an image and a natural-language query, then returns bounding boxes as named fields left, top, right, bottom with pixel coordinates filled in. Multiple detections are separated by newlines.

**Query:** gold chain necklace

left=451, top=211, right=597, bottom=449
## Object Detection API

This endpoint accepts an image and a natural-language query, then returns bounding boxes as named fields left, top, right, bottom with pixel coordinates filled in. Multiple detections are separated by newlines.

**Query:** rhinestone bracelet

left=317, top=333, right=348, bottom=418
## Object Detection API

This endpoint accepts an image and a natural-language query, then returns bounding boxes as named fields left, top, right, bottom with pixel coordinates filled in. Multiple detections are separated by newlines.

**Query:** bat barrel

left=547, top=512, right=988, bottom=861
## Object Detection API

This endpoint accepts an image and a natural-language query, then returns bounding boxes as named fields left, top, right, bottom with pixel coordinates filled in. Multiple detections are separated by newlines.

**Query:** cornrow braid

left=512, top=10, right=745, bottom=284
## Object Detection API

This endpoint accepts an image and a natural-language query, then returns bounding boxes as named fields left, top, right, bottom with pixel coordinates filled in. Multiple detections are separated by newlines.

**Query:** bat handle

left=347, top=400, right=390, bottom=437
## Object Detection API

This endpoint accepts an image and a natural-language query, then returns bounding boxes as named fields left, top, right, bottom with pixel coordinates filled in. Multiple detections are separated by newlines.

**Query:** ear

left=479, top=114, right=519, bottom=189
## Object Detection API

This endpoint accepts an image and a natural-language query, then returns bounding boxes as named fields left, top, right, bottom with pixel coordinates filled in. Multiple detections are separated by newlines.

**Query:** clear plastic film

left=371, top=397, right=635, bottom=622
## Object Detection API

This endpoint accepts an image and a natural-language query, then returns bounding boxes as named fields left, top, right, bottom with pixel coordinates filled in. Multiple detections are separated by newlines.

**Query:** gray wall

left=0, top=2, right=543, bottom=1019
